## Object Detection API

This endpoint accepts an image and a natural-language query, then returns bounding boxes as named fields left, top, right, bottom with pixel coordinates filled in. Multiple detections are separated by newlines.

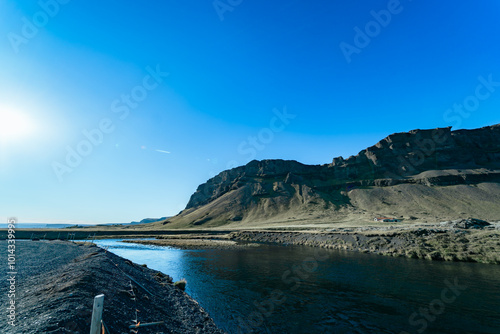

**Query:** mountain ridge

left=152, top=124, right=500, bottom=229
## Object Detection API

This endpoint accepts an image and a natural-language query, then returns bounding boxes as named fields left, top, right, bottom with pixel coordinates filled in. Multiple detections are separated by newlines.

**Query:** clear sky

left=1, top=0, right=499, bottom=224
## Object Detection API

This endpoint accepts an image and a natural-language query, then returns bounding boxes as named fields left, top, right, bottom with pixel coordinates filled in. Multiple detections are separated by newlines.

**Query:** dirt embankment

left=0, top=240, right=225, bottom=334
left=229, top=222, right=500, bottom=264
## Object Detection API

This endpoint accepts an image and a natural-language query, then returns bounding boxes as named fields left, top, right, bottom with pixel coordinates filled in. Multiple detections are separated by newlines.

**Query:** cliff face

left=168, top=124, right=500, bottom=228
left=185, top=160, right=321, bottom=209
left=330, top=125, right=500, bottom=179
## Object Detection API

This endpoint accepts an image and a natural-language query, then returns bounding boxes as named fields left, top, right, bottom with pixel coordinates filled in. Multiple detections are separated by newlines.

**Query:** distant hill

left=145, top=124, right=500, bottom=229
left=129, top=217, right=170, bottom=225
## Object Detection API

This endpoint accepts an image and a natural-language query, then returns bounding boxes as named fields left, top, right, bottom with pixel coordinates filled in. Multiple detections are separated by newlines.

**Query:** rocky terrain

left=146, top=124, right=500, bottom=229
left=0, top=240, right=225, bottom=334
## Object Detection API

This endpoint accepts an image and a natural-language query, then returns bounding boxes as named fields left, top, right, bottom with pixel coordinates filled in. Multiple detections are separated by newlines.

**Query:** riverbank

left=0, top=228, right=232, bottom=241
left=0, top=240, right=225, bottom=334
left=122, top=236, right=259, bottom=250
left=229, top=220, right=500, bottom=264
left=4, top=219, right=499, bottom=265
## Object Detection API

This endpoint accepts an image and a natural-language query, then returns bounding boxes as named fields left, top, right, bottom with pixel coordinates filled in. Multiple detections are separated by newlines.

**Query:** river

left=93, top=239, right=500, bottom=334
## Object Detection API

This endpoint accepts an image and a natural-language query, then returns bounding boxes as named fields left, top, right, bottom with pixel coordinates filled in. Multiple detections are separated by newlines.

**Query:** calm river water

left=93, top=239, right=500, bottom=334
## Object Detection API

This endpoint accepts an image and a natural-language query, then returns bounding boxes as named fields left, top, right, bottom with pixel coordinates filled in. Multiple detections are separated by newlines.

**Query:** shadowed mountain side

left=147, top=124, right=500, bottom=229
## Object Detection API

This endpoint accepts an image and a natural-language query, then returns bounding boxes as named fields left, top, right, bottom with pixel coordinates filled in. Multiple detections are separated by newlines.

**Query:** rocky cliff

left=161, top=124, right=500, bottom=228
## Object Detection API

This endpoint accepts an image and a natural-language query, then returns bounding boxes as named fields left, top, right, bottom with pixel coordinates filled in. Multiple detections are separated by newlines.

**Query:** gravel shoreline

left=0, top=240, right=225, bottom=334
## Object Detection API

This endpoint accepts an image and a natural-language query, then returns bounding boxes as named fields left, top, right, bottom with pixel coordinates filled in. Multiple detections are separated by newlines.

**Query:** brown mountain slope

left=150, top=124, right=500, bottom=229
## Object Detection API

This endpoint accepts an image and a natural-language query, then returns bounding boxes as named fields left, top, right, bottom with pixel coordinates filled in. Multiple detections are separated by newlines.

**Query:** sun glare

left=0, top=109, right=36, bottom=141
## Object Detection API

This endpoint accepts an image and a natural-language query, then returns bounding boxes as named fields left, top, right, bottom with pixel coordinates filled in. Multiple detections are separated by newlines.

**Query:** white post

left=90, top=294, right=105, bottom=334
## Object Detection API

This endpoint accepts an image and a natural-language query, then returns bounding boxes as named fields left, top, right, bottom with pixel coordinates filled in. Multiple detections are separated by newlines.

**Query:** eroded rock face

left=186, top=160, right=321, bottom=209
left=186, top=124, right=500, bottom=211
left=330, top=125, right=500, bottom=179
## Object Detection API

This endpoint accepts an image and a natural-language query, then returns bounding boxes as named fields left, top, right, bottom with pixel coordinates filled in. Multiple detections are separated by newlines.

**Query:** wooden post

left=90, top=294, right=105, bottom=334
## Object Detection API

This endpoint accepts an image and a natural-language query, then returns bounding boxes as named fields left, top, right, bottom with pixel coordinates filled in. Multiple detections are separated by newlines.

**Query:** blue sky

left=1, top=0, right=499, bottom=224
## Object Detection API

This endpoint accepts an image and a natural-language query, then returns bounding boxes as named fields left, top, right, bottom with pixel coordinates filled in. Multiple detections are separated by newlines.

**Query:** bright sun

left=0, top=109, right=35, bottom=141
